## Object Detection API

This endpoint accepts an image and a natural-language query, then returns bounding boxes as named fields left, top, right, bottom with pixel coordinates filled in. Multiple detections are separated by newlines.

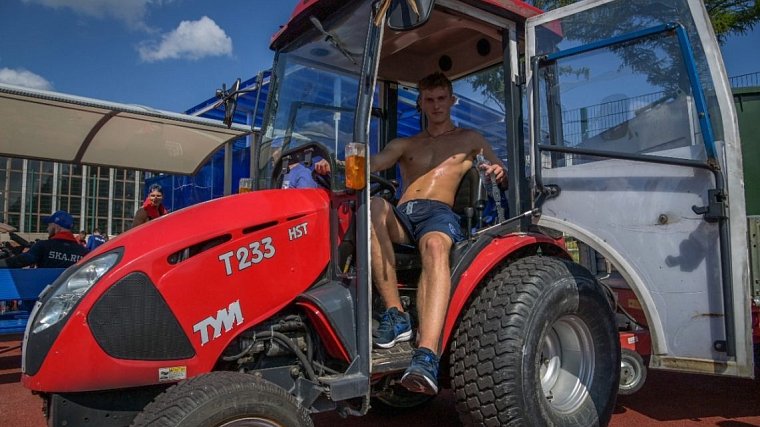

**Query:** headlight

left=32, top=252, right=120, bottom=334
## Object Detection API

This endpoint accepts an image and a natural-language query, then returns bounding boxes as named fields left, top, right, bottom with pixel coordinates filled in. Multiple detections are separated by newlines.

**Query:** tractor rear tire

left=131, top=371, right=312, bottom=427
left=450, top=255, right=620, bottom=427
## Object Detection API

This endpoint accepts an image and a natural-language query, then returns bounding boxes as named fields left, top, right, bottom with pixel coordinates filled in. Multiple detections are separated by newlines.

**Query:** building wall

left=0, top=157, right=143, bottom=240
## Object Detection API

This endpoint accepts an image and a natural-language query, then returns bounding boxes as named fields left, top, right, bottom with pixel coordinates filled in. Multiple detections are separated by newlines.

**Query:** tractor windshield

left=256, top=1, right=373, bottom=190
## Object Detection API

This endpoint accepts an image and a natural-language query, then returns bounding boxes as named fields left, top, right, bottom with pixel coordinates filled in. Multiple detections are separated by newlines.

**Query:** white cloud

left=138, top=16, right=233, bottom=62
left=22, top=0, right=167, bottom=30
left=0, top=68, right=53, bottom=90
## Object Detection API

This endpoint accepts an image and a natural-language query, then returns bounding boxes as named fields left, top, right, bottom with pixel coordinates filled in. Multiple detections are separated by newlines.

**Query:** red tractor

left=15, top=0, right=754, bottom=426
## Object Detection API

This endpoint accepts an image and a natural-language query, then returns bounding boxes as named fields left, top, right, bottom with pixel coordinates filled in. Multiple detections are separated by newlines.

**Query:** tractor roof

left=271, top=0, right=543, bottom=85
left=271, top=0, right=542, bottom=50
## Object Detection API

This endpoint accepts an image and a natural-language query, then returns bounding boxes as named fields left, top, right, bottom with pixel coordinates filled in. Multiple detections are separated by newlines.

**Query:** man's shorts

left=392, top=199, right=464, bottom=244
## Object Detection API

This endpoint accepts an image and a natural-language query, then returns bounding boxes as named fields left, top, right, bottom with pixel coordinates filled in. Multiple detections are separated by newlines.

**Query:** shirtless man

left=317, top=72, right=506, bottom=395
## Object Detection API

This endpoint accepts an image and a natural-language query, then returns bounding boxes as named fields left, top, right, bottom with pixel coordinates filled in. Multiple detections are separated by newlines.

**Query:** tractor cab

left=256, top=0, right=540, bottom=262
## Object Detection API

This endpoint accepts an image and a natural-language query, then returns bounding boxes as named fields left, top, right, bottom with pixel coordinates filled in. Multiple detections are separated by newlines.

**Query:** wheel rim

left=539, top=314, right=595, bottom=414
left=620, top=353, right=643, bottom=391
left=218, top=418, right=284, bottom=427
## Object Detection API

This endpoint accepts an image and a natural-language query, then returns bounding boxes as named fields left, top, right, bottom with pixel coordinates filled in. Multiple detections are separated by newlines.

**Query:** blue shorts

left=393, top=200, right=464, bottom=244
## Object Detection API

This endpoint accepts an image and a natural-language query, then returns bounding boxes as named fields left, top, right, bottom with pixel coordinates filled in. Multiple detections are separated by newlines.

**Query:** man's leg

left=369, top=197, right=409, bottom=310
left=370, top=197, right=412, bottom=348
left=401, top=230, right=452, bottom=395
left=415, top=231, right=453, bottom=353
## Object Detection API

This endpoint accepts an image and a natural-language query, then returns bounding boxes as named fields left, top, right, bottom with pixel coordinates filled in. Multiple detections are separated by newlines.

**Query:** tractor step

left=371, top=342, right=414, bottom=374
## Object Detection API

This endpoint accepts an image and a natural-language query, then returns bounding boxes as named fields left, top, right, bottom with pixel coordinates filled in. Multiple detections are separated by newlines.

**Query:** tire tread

left=450, top=255, right=618, bottom=427
left=131, top=371, right=313, bottom=427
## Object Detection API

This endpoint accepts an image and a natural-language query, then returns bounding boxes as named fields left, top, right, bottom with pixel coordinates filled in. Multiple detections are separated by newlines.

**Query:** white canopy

left=0, top=83, right=252, bottom=175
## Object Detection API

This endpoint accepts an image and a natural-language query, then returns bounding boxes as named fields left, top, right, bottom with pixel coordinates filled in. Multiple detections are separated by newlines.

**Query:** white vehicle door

left=525, top=0, right=752, bottom=377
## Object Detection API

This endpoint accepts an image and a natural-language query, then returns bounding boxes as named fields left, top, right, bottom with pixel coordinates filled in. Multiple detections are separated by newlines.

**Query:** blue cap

left=42, top=210, right=74, bottom=230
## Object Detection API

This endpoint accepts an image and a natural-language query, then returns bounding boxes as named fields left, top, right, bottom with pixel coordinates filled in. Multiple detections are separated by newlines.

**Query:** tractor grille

left=89, top=272, right=195, bottom=360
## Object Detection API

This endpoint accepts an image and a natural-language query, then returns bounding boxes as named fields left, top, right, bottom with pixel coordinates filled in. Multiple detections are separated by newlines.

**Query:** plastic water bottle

left=476, top=153, right=505, bottom=223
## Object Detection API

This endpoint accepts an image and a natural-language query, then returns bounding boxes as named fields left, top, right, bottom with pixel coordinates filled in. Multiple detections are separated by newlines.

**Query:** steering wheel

left=370, top=173, right=397, bottom=197
left=311, top=170, right=331, bottom=189
left=309, top=170, right=396, bottom=196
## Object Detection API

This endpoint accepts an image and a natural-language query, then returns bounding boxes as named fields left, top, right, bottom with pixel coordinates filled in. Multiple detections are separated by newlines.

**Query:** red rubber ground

left=2, top=335, right=759, bottom=426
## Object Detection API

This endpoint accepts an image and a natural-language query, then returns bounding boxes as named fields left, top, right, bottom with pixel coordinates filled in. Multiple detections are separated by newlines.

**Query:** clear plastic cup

left=345, top=143, right=366, bottom=190
left=238, top=178, right=253, bottom=193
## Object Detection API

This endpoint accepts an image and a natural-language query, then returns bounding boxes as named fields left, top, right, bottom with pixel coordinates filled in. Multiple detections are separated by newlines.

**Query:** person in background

left=0, top=210, right=88, bottom=268
left=282, top=156, right=321, bottom=189
left=132, top=184, right=168, bottom=228
left=86, top=228, right=107, bottom=251
left=283, top=163, right=318, bottom=189
left=77, top=230, right=87, bottom=246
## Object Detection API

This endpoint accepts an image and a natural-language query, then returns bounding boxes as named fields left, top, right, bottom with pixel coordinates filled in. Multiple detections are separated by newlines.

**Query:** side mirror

left=387, top=0, right=434, bottom=31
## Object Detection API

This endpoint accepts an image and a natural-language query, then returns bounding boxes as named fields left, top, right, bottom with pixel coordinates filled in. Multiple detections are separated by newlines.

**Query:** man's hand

left=314, top=159, right=331, bottom=175
left=478, top=160, right=508, bottom=189
left=475, top=143, right=509, bottom=190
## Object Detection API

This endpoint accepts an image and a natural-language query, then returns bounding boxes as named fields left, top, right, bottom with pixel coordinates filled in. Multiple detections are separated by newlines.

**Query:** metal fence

left=552, top=72, right=759, bottom=147
left=730, top=72, right=760, bottom=89
left=557, top=91, right=668, bottom=147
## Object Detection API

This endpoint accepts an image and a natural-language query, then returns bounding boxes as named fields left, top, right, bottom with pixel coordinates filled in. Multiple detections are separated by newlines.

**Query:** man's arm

left=314, top=139, right=407, bottom=175
left=369, top=138, right=406, bottom=173
left=0, top=242, right=44, bottom=268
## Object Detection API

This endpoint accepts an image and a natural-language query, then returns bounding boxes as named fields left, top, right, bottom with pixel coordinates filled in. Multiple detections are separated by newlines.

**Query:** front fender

left=442, top=233, right=569, bottom=349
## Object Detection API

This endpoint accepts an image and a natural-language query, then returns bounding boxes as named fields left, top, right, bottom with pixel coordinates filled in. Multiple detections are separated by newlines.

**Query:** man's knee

left=419, top=233, right=452, bottom=258
left=370, top=197, right=392, bottom=223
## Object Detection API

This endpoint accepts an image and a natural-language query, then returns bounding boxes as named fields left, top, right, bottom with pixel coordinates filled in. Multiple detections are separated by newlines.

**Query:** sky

left=0, top=0, right=297, bottom=112
left=0, top=0, right=759, bottom=113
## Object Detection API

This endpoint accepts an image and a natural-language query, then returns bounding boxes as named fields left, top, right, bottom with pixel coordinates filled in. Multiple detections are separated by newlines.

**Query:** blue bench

left=0, top=268, right=65, bottom=334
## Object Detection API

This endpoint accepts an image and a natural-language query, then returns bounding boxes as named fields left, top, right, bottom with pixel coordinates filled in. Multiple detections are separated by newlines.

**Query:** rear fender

left=443, top=234, right=569, bottom=349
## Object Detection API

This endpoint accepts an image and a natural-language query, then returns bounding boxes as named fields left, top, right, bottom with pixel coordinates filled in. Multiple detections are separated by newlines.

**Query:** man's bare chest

left=402, top=138, right=473, bottom=170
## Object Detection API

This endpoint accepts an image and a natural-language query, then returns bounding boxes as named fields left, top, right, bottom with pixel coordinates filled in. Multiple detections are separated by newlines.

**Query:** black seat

left=452, top=167, right=484, bottom=234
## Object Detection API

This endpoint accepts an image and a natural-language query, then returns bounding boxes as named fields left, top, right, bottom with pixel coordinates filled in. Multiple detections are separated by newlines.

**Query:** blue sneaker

left=373, top=307, right=412, bottom=348
left=401, top=347, right=439, bottom=395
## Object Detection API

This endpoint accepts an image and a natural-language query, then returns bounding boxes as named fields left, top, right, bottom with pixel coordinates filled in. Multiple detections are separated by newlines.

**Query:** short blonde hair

left=418, top=72, right=452, bottom=95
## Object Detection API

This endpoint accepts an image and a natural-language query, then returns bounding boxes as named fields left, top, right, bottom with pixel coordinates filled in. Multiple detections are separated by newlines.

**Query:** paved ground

left=2, top=334, right=759, bottom=426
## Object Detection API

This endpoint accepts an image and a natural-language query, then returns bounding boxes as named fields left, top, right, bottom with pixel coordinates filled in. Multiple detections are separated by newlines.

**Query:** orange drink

left=345, top=143, right=366, bottom=190
left=238, top=178, right=253, bottom=193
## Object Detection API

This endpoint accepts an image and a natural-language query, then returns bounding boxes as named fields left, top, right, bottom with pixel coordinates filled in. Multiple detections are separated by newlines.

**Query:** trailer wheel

left=131, top=371, right=312, bottom=427
left=450, top=256, right=620, bottom=426
left=618, top=348, right=647, bottom=395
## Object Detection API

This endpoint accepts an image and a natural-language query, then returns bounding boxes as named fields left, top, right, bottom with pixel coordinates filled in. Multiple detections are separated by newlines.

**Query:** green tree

left=706, top=0, right=760, bottom=42
left=530, top=0, right=759, bottom=43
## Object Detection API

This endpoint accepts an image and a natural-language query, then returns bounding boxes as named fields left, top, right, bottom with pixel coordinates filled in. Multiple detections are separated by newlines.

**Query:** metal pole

left=224, top=142, right=233, bottom=196
left=250, top=71, right=265, bottom=180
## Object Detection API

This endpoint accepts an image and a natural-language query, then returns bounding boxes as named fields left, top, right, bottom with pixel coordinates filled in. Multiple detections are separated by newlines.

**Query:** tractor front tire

left=450, top=255, right=620, bottom=426
left=131, top=371, right=312, bottom=427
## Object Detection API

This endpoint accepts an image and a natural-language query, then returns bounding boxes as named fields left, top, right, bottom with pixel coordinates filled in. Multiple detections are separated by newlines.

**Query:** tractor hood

left=0, top=83, right=251, bottom=175
left=91, top=188, right=331, bottom=265
left=23, top=188, right=333, bottom=389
